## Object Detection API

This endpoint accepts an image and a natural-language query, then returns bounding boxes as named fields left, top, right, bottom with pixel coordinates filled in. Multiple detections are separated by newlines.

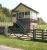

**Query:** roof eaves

left=12, top=3, right=39, bottom=13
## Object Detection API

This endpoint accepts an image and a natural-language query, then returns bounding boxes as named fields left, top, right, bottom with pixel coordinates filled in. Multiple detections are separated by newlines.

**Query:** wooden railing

left=30, top=29, right=47, bottom=41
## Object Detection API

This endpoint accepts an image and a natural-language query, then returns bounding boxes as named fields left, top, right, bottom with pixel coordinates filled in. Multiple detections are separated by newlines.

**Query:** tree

left=0, top=4, right=2, bottom=9
left=0, top=4, right=12, bottom=22
left=3, top=7, right=10, bottom=17
left=37, top=17, right=46, bottom=24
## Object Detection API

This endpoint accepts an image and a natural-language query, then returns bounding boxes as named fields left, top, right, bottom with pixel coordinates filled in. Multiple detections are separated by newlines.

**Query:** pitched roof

left=12, top=3, right=39, bottom=13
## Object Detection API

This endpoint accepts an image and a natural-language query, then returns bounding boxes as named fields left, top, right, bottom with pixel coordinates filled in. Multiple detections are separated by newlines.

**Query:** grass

left=0, top=35, right=47, bottom=50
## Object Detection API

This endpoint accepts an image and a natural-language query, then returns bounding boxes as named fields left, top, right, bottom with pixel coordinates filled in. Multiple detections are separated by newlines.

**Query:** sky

left=0, top=0, right=47, bottom=22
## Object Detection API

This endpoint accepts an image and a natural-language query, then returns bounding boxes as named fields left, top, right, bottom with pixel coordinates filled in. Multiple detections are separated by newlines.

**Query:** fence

left=31, top=29, right=47, bottom=41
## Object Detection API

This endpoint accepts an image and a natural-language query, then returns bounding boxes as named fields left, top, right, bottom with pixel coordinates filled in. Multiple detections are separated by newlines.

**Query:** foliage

left=38, top=24, right=47, bottom=29
left=3, top=7, right=10, bottom=17
left=37, top=17, right=46, bottom=24
left=0, top=4, right=11, bottom=22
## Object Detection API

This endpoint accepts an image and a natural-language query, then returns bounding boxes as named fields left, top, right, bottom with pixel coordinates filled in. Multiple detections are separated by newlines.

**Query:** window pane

left=19, top=12, right=21, bottom=18
left=22, top=12, right=24, bottom=18
left=17, top=13, right=18, bottom=19
left=17, top=13, right=18, bottom=17
left=25, top=12, right=27, bottom=15
left=25, top=12, right=30, bottom=18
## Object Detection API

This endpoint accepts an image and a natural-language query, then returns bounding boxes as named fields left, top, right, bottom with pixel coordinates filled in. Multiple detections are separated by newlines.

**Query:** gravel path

left=0, top=45, right=22, bottom=50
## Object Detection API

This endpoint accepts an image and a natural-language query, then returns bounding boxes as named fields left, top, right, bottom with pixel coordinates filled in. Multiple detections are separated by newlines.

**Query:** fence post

left=33, top=29, right=36, bottom=40
left=42, top=30, right=44, bottom=41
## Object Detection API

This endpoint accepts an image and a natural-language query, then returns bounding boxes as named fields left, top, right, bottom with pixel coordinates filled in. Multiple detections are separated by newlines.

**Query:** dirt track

left=0, top=45, right=22, bottom=50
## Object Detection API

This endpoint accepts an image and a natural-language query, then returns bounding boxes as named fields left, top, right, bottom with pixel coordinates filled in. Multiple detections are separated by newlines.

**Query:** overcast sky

left=0, top=0, right=47, bottom=22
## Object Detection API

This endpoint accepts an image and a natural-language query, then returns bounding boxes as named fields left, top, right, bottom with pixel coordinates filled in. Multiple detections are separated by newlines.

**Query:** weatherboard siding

left=15, top=5, right=30, bottom=12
